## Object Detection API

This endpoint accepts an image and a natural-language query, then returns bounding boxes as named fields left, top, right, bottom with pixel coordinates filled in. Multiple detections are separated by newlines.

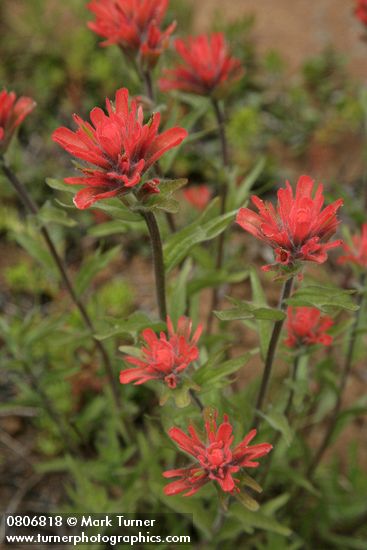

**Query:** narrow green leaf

left=164, top=209, right=236, bottom=272
left=215, top=302, right=285, bottom=322
left=257, top=411, right=293, bottom=446
left=45, top=177, right=75, bottom=193
left=235, top=491, right=260, bottom=512
left=193, top=351, right=256, bottom=386
left=286, top=285, right=358, bottom=312
left=230, top=503, right=292, bottom=536
left=38, top=202, right=76, bottom=227
left=88, top=220, right=131, bottom=238
left=169, top=259, right=192, bottom=324
left=95, top=313, right=164, bottom=341
left=249, top=268, right=273, bottom=359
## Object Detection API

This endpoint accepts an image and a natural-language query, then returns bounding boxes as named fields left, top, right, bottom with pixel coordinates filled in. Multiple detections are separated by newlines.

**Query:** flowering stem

left=207, top=98, right=229, bottom=334
left=306, top=273, right=366, bottom=478
left=141, top=68, right=176, bottom=234
left=252, top=276, right=294, bottom=430
left=189, top=389, right=204, bottom=412
left=259, top=354, right=300, bottom=487
left=143, top=70, right=155, bottom=103
left=283, top=354, right=300, bottom=419
left=140, top=210, right=167, bottom=320
left=139, top=210, right=205, bottom=411
left=0, top=158, right=122, bottom=414
left=212, top=98, right=229, bottom=166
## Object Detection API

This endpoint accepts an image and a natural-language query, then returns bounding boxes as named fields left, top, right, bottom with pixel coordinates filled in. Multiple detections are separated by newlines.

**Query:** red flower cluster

left=355, top=0, right=367, bottom=25
left=183, top=185, right=211, bottom=211
left=120, top=316, right=202, bottom=388
left=159, top=33, right=243, bottom=97
left=0, top=90, right=35, bottom=153
left=163, top=411, right=272, bottom=496
left=236, top=175, right=343, bottom=272
left=285, top=307, right=333, bottom=349
left=87, top=0, right=175, bottom=68
left=52, top=88, right=187, bottom=209
left=338, top=224, right=367, bottom=268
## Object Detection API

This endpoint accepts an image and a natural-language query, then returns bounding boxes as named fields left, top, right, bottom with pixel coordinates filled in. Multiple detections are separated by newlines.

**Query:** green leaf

left=159, top=103, right=209, bottom=174
left=235, top=490, right=260, bottom=511
left=88, top=220, right=132, bottom=238
left=282, top=469, right=320, bottom=496
left=286, top=285, right=358, bottom=312
left=188, top=270, right=249, bottom=295
left=261, top=494, right=290, bottom=516
left=95, top=313, right=164, bottom=341
left=75, top=246, right=121, bottom=295
left=157, top=178, right=188, bottom=195
left=257, top=410, right=293, bottom=446
left=215, top=302, right=286, bottom=322
left=91, top=198, right=142, bottom=222
left=230, top=503, right=292, bottom=536
left=249, top=268, right=272, bottom=359
left=168, top=259, right=192, bottom=324
left=228, top=157, right=266, bottom=209
left=38, top=202, right=77, bottom=227
left=164, top=206, right=236, bottom=272
left=45, top=177, right=75, bottom=193
left=240, top=472, right=263, bottom=494
left=193, top=351, right=256, bottom=386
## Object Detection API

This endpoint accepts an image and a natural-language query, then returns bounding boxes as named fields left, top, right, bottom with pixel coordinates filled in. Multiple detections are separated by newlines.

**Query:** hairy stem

left=207, top=99, right=229, bottom=334
left=140, top=211, right=204, bottom=411
left=143, top=70, right=155, bottom=103
left=252, top=276, right=294, bottom=430
left=141, top=68, right=176, bottom=233
left=0, top=158, right=122, bottom=413
left=306, top=273, right=366, bottom=478
left=141, top=210, right=167, bottom=321
left=189, top=389, right=204, bottom=412
left=259, top=354, right=300, bottom=487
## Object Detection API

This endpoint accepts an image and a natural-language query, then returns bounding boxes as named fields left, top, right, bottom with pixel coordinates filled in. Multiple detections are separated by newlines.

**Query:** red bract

left=52, top=88, right=187, bottom=209
left=119, top=316, right=202, bottom=388
left=285, top=307, right=333, bottom=349
left=87, top=0, right=176, bottom=68
left=236, top=175, right=343, bottom=273
left=0, top=90, right=35, bottom=153
left=159, top=33, right=243, bottom=97
left=338, top=224, right=367, bottom=268
left=163, top=411, right=272, bottom=496
left=183, top=185, right=211, bottom=210
left=356, top=0, right=367, bottom=25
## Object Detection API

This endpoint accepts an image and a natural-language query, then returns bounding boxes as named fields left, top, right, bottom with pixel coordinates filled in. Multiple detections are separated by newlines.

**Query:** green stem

left=143, top=69, right=155, bottom=103
left=207, top=99, right=229, bottom=334
left=306, top=273, right=366, bottom=478
left=259, top=354, right=300, bottom=487
left=252, top=277, right=294, bottom=430
left=141, top=67, right=176, bottom=233
left=141, top=210, right=167, bottom=321
left=0, top=158, right=122, bottom=414
left=139, top=210, right=205, bottom=411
